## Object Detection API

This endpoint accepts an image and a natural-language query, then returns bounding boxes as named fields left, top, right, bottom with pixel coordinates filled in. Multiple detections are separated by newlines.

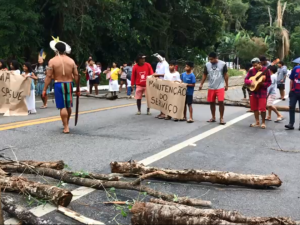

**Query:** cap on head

left=251, top=58, right=261, bottom=64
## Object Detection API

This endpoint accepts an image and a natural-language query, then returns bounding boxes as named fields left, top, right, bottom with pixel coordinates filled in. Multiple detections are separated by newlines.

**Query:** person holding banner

left=153, top=50, right=169, bottom=119
left=164, top=60, right=181, bottom=121
left=22, top=62, right=38, bottom=114
left=10, top=60, right=21, bottom=75
left=131, top=53, right=153, bottom=115
left=182, top=62, right=196, bottom=123
left=43, top=38, right=80, bottom=134
left=0, top=60, right=7, bottom=70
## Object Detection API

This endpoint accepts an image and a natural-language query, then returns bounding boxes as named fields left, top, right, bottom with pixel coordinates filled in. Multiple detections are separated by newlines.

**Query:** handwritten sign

left=0, top=71, right=31, bottom=116
left=146, top=76, right=187, bottom=119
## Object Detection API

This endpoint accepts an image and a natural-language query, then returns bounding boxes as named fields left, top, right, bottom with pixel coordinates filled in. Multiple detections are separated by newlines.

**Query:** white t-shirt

left=156, top=60, right=169, bottom=78
left=164, top=71, right=181, bottom=82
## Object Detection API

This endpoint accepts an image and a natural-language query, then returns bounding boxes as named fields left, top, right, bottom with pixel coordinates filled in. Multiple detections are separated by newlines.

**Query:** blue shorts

left=36, top=83, right=50, bottom=95
left=54, top=82, right=73, bottom=109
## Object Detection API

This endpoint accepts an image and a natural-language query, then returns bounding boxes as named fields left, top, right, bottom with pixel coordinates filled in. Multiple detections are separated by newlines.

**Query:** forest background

left=0, top=0, right=299, bottom=72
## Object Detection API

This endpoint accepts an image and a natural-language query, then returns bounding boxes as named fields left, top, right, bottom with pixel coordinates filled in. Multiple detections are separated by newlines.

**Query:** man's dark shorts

left=277, top=84, right=285, bottom=90
left=186, top=95, right=193, bottom=106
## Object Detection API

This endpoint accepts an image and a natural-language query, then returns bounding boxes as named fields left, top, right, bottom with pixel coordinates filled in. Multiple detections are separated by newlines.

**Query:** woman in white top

left=22, top=62, right=38, bottom=114
left=10, top=60, right=21, bottom=75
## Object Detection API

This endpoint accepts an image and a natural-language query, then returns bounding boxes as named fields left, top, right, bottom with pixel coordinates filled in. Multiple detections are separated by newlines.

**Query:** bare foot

left=63, top=125, right=70, bottom=134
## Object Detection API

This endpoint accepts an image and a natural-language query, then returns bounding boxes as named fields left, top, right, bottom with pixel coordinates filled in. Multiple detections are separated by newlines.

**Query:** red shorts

left=135, top=85, right=146, bottom=100
left=250, top=96, right=267, bottom=112
left=207, top=88, right=225, bottom=102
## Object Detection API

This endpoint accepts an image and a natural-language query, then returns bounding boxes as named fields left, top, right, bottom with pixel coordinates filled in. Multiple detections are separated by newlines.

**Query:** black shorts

left=120, top=78, right=127, bottom=83
left=186, top=95, right=193, bottom=106
left=89, top=77, right=100, bottom=86
left=277, top=84, right=285, bottom=90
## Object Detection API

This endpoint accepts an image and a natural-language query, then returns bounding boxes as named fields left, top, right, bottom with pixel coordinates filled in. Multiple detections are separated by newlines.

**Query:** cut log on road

left=111, top=161, right=282, bottom=188
left=0, top=160, right=65, bottom=170
left=131, top=202, right=296, bottom=225
left=58, top=206, right=104, bottom=225
left=1, top=166, right=210, bottom=207
left=2, top=196, right=53, bottom=225
left=0, top=188, right=3, bottom=225
left=275, top=105, right=299, bottom=112
left=0, top=176, right=72, bottom=206
left=0, top=168, right=10, bottom=177
left=0, top=165, right=119, bottom=181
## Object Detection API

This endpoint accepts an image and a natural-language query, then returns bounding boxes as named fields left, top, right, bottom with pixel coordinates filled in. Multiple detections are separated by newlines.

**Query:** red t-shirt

left=131, top=62, right=154, bottom=87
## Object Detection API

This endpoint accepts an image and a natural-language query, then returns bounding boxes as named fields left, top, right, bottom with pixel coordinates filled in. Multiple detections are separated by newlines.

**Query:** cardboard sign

left=0, top=71, right=31, bottom=116
left=146, top=76, right=187, bottom=119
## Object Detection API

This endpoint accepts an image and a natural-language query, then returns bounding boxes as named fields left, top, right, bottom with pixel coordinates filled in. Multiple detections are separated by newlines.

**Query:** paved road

left=1, top=82, right=300, bottom=224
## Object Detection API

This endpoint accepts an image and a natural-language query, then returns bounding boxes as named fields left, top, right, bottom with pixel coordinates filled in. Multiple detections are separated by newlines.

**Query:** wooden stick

left=0, top=187, right=3, bottom=225
left=2, top=196, right=53, bottom=225
left=111, top=161, right=282, bottom=188
left=0, top=176, right=72, bottom=206
left=58, top=206, right=104, bottom=225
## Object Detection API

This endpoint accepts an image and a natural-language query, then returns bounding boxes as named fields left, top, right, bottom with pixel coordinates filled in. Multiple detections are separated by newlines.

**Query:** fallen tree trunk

left=131, top=202, right=296, bottom=225
left=275, top=105, right=299, bottom=112
left=0, top=165, right=119, bottom=181
left=111, top=161, right=282, bottom=188
left=0, top=188, right=3, bottom=225
left=0, top=160, right=65, bottom=170
left=0, top=176, right=72, bottom=206
left=0, top=166, right=210, bottom=207
left=2, top=196, right=54, bottom=225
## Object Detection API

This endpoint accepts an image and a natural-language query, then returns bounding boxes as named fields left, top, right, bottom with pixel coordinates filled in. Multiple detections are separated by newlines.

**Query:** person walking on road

left=266, top=66, right=284, bottom=122
left=87, top=59, right=100, bottom=95
left=199, top=52, right=229, bottom=125
left=245, top=58, right=271, bottom=129
left=277, top=61, right=287, bottom=101
left=131, top=53, right=153, bottom=115
left=119, top=63, right=128, bottom=93
left=285, top=64, right=300, bottom=130
left=43, top=39, right=80, bottom=134
left=35, top=57, right=49, bottom=109
left=22, top=62, right=38, bottom=114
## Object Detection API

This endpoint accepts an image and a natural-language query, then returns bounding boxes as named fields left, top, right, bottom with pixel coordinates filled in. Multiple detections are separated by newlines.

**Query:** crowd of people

left=1, top=35, right=300, bottom=133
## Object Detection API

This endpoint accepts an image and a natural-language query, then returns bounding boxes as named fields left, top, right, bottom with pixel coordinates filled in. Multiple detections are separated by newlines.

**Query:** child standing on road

left=266, top=66, right=284, bottom=122
left=182, top=62, right=196, bottom=123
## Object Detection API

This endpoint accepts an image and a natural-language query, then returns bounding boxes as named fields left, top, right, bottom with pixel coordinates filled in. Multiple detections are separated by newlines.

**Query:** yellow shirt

left=111, top=68, right=120, bottom=80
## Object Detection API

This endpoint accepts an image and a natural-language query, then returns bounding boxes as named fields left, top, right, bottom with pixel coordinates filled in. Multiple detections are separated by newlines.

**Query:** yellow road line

left=0, top=103, right=136, bottom=131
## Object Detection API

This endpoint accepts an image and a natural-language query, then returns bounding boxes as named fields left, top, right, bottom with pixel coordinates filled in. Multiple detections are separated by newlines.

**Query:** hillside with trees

left=0, top=0, right=299, bottom=66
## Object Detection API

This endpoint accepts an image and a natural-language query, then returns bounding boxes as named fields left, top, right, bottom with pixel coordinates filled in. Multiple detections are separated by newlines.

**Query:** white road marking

left=4, top=95, right=288, bottom=224
left=139, top=95, right=288, bottom=166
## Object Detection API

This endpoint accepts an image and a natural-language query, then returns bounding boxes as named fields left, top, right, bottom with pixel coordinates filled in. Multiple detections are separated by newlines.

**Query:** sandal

left=275, top=117, right=284, bottom=123
left=261, top=124, right=266, bottom=129
left=180, top=118, right=187, bottom=121
left=250, top=123, right=260, bottom=128
left=219, top=119, right=226, bottom=125
left=207, top=119, right=216, bottom=123
left=40, top=106, right=47, bottom=109
left=165, top=116, right=172, bottom=120
left=187, top=119, right=194, bottom=123
left=147, top=112, right=152, bottom=115
left=265, top=118, right=272, bottom=121
left=158, top=116, right=165, bottom=119
left=155, top=114, right=162, bottom=118
left=136, top=112, right=141, bottom=115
